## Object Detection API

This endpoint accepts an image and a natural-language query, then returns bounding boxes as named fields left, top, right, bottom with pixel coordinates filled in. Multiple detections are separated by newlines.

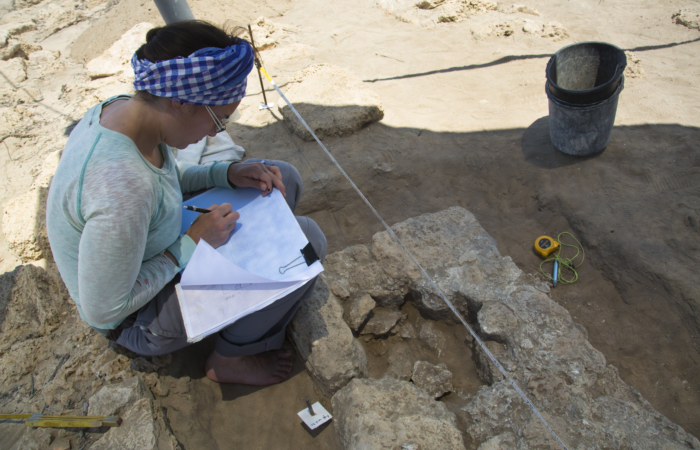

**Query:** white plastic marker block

left=258, top=103, right=275, bottom=110
left=297, top=402, right=332, bottom=430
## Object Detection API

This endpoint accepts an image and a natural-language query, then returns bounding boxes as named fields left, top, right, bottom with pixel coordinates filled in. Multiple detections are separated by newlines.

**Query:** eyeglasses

left=205, top=106, right=226, bottom=134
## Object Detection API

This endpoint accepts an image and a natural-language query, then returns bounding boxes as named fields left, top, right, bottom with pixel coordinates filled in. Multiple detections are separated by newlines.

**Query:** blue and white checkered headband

left=131, top=41, right=254, bottom=106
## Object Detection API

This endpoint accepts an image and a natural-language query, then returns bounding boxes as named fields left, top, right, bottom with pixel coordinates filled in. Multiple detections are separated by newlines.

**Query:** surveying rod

left=153, top=0, right=194, bottom=24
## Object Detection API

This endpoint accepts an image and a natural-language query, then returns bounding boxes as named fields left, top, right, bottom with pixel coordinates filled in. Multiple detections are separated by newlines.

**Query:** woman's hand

left=227, top=162, right=286, bottom=197
left=185, top=203, right=239, bottom=248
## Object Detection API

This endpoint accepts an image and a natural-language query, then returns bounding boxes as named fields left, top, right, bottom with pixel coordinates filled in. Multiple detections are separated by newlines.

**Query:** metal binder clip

left=279, top=243, right=320, bottom=274
left=279, top=255, right=304, bottom=274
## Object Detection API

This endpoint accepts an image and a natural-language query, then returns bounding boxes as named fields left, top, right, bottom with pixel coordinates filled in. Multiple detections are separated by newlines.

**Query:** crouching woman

left=46, top=21, right=326, bottom=385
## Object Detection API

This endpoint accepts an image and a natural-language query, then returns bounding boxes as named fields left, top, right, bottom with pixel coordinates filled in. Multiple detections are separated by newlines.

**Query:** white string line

left=260, top=69, right=570, bottom=450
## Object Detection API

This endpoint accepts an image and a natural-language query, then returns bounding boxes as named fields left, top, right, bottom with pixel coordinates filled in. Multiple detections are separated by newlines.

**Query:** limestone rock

left=324, top=243, right=408, bottom=308
left=673, top=9, right=700, bottom=30
left=14, top=0, right=42, bottom=9
left=332, top=376, right=466, bottom=450
left=249, top=16, right=294, bottom=51
left=8, top=428, right=51, bottom=450
left=624, top=51, right=646, bottom=79
left=458, top=381, right=533, bottom=443
left=411, top=361, right=453, bottom=399
left=90, top=398, right=162, bottom=450
left=49, top=437, right=71, bottom=450
left=320, top=207, right=699, bottom=448
left=522, top=20, right=538, bottom=34
left=3, top=186, right=52, bottom=262
left=88, top=376, right=153, bottom=416
left=142, top=372, right=170, bottom=397
left=1, top=39, right=42, bottom=61
left=541, top=21, right=569, bottom=39
left=399, top=322, right=416, bottom=339
left=360, top=307, right=402, bottom=337
left=0, top=22, right=37, bottom=38
left=277, top=64, right=384, bottom=141
left=0, top=58, right=26, bottom=85
left=289, top=279, right=367, bottom=396
left=0, top=262, right=70, bottom=346
left=28, top=50, right=59, bottom=65
left=344, top=293, right=375, bottom=331
left=461, top=369, right=700, bottom=449
left=477, top=302, right=519, bottom=343
left=86, top=22, right=153, bottom=79
left=474, top=340, right=515, bottom=385
left=508, top=4, right=540, bottom=16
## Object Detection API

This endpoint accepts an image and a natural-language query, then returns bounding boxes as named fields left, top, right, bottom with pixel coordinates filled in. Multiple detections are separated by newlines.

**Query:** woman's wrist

left=164, top=250, right=179, bottom=266
left=226, top=161, right=240, bottom=189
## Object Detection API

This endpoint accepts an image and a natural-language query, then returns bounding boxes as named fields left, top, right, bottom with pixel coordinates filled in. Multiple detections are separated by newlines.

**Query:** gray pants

left=115, top=160, right=326, bottom=357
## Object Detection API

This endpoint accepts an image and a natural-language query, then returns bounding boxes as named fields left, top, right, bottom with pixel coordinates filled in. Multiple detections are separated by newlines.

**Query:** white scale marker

left=298, top=400, right=332, bottom=430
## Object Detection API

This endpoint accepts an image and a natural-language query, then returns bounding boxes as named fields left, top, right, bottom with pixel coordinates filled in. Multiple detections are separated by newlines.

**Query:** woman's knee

left=275, top=161, right=301, bottom=191
left=296, top=216, right=327, bottom=263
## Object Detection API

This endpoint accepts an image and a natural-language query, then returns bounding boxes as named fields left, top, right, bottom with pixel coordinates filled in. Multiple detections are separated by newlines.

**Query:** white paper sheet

left=176, top=280, right=309, bottom=343
left=176, top=187, right=324, bottom=342
left=180, top=187, right=323, bottom=284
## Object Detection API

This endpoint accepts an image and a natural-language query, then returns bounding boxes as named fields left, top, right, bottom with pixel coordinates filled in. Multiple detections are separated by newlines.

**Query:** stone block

left=411, top=361, right=453, bottom=399
left=359, top=307, right=401, bottom=337
left=332, top=376, right=466, bottom=450
left=90, top=398, right=158, bottom=450
left=277, top=64, right=384, bottom=141
left=88, top=376, right=153, bottom=417
left=289, top=279, right=367, bottom=396
left=0, top=57, right=26, bottom=85
left=319, top=206, right=700, bottom=449
left=344, top=293, right=375, bottom=331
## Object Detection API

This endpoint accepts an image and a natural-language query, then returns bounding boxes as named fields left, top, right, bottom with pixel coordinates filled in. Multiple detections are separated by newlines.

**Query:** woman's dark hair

left=134, top=21, right=248, bottom=101
left=135, top=20, right=246, bottom=62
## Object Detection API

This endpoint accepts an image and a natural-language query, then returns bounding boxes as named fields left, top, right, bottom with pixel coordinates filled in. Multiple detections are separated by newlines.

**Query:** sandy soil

left=2, top=0, right=699, bottom=447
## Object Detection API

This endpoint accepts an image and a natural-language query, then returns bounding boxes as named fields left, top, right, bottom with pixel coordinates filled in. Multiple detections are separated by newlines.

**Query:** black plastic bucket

left=546, top=77, right=624, bottom=156
left=546, top=42, right=626, bottom=105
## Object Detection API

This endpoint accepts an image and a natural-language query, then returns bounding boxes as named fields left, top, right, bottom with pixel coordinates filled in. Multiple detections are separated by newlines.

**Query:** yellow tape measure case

left=534, top=236, right=559, bottom=258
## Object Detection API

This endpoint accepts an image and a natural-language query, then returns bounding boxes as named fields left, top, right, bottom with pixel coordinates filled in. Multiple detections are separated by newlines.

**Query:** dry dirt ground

left=1, top=0, right=700, bottom=447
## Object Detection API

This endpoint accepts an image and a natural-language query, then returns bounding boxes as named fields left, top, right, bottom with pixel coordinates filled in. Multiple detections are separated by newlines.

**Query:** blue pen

left=553, top=260, right=558, bottom=288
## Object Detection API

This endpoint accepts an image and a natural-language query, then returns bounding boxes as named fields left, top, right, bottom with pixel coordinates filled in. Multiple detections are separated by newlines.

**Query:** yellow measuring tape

left=538, top=232, right=584, bottom=286
left=0, top=413, right=121, bottom=428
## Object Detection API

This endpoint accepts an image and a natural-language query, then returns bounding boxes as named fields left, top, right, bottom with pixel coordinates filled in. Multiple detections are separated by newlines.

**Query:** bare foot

left=204, top=349, right=295, bottom=385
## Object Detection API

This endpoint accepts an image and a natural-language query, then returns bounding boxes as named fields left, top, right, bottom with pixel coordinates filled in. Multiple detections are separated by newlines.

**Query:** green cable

left=539, top=232, right=585, bottom=285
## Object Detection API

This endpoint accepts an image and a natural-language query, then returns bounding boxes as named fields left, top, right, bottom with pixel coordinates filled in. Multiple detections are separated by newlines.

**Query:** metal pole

left=248, top=23, right=269, bottom=106
left=153, top=0, right=194, bottom=24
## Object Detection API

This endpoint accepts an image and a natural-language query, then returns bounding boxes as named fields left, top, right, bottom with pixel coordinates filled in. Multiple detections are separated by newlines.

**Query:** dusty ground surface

left=1, top=0, right=699, bottom=447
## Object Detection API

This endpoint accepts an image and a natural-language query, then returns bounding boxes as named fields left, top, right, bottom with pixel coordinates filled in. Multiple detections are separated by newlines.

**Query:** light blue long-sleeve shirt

left=46, top=95, right=233, bottom=331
